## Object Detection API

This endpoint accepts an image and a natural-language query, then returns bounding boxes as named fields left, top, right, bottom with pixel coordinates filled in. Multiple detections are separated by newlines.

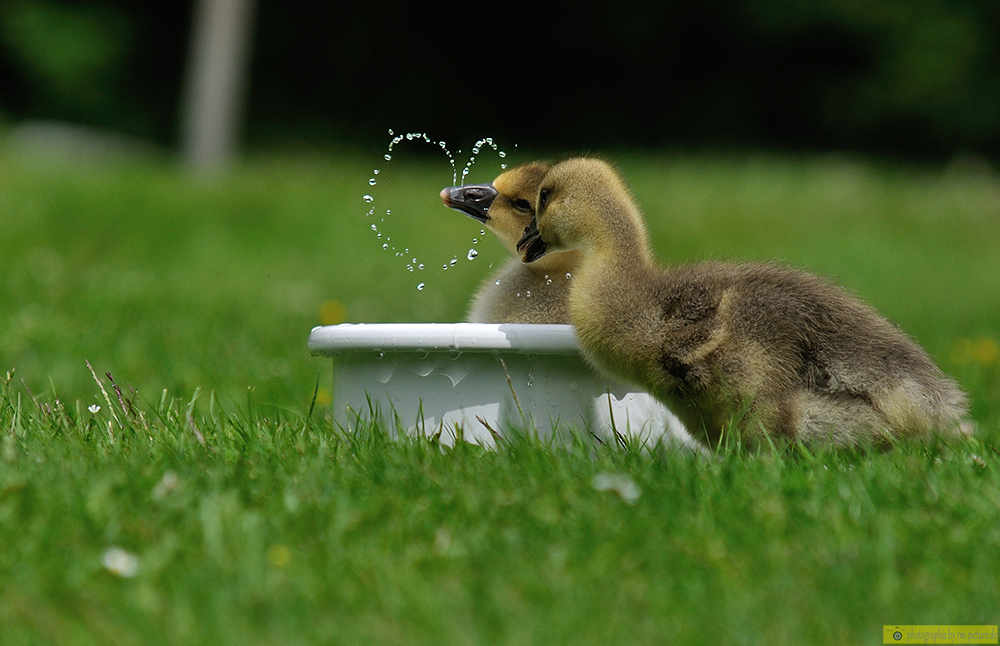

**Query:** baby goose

left=517, top=158, right=969, bottom=448
left=441, top=162, right=580, bottom=323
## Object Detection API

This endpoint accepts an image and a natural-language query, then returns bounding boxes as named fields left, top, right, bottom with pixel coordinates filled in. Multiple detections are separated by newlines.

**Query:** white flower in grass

left=88, top=404, right=101, bottom=414
left=151, top=470, right=179, bottom=500
left=592, top=473, right=642, bottom=505
left=101, top=546, right=140, bottom=578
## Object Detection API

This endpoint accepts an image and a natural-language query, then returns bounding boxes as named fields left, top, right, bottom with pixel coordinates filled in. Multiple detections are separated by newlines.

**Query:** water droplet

left=374, top=349, right=384, bottom=359
left=417, top=282, right=425, bottom=290
left=525, top=290, right=531, bottom=298
left=384, top=154, right=392, bottom=161
left=472, top=238, right=478, bottom=244
left=500, top=164, right=507, bottom=170
left=388, top=129, right=394, bottom=135
left=406, top=264, right=413, bottom=271
left=418, top=263, right=424, bottom=270
left=370, top=223, right=377, bottom=231
left=449, top=257, right=458, bottom=266
left=565, top=272, right=573, bottom=280
left=369, top=178, right=377, bottom=186
left=516, top=292, right=521, bottom=298
left=373, top=168, right=380, bottom=175
left=545, top=274, right=552, bottom=285
left=386, top=209, right=391, bottom=216
left=382, top=243, right=388, bottom=250
left=499, top=151, right=507, bottom=158
left=480, top=229, right=486, bottom=236
left=363, top=194, right=374, bottom=203
left=467, top=249, right=478, bottom=261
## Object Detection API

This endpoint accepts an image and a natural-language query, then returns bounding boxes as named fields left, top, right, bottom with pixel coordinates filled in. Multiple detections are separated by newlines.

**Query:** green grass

left=2, top=141, right=999, bottom=644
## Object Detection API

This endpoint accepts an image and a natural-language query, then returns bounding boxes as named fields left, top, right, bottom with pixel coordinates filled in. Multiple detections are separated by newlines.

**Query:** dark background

left=1, top=0, right=998, bottom=159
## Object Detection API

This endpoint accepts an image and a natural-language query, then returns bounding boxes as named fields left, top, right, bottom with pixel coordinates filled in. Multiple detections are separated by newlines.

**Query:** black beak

left=516, top=216, right=548, bottom=263
left=440, top=183, right=498, bottom=223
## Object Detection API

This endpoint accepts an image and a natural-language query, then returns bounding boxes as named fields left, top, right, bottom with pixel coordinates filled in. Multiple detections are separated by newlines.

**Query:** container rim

left=308, top=323, right=580, bottom=356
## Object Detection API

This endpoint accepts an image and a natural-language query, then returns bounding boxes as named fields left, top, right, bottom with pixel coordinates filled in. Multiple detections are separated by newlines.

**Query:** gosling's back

left=525, top=157, right=968, bottom=448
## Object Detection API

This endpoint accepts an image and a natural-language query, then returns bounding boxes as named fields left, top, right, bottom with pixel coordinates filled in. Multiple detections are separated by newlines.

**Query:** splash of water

left=364, top=129, right=515, bottom=290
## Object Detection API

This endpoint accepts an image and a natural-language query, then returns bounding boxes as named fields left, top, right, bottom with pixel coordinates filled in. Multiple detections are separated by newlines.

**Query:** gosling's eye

left=512, top=199, right=532, bottom=213
left=539, top=188, right=551, bottom=209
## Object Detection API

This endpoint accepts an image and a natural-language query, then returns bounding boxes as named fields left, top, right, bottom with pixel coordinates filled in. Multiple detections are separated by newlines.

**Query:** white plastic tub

left=308, top=323, right=690, bottom=447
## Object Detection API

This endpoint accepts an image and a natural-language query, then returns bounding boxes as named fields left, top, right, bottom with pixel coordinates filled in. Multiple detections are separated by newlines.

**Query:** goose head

left=517, top=157, right=646, bottom=264
left=442, top=162, right=554, bottom=257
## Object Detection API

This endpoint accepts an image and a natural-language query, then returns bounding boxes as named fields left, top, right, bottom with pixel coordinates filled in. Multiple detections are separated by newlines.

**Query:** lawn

left=1, top=136, right=999, bottom=645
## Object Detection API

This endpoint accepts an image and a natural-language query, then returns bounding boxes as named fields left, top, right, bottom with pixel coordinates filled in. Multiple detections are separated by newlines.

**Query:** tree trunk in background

left=179, top=0, right=256, bottom=171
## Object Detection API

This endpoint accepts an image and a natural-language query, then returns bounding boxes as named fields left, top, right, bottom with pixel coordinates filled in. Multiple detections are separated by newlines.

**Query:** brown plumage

left=517, top=157, right=968, bottom=448
left=441, top=162, right=580, bottom=323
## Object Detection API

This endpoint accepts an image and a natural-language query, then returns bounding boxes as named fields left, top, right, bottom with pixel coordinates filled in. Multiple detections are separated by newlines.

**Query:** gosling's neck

left=575, top=204, right=656, bottom=283
left=567, top=206, right=660, bottom=334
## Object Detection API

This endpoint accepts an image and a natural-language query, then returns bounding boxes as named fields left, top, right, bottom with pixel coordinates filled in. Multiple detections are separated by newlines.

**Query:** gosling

left=517, top=157, right=969, bottom=449
left=441, top=162, right=580, bottom=323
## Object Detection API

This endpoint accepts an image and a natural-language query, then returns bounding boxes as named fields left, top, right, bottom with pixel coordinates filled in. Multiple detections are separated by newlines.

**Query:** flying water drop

left=417, top=282, right=425, bottom=290
left=368, top=131, right=515, bottom=290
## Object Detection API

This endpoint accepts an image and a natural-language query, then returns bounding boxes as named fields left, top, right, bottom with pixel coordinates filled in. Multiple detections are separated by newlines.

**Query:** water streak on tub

left=413, top=361, right=436, bottom=378
left=443, top=363, right=471, bottom=388
left=372, top=359, right=394, bottom=384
